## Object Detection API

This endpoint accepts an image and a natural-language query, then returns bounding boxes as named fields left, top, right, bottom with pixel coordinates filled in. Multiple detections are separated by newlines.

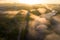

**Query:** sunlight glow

left=18, top=0, right=60, bottom=4
left=19, top=0, right=46, bottom=4
left=0, top=0, right=60, bottom=4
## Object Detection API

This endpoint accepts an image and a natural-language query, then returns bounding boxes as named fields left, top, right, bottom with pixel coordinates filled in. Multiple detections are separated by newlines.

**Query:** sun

left=18, top=0, right=45, bottom=5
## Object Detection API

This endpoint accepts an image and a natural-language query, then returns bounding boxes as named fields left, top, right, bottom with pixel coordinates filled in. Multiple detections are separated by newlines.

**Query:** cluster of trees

left=0, top=4, right=60, bottom=40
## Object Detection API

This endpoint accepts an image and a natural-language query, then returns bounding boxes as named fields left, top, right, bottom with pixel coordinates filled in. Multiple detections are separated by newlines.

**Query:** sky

left=0, top=0, right=60, bottom=4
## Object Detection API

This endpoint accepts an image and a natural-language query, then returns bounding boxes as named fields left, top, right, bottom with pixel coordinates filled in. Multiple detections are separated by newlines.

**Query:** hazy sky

left=0, top=0, right=60, bottom=4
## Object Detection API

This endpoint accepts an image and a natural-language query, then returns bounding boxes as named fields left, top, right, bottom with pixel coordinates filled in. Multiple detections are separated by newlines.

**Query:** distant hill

left=0, top=3, right=60, bottom=11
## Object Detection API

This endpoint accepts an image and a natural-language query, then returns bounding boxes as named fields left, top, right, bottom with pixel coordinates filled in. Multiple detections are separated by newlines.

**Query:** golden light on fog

left=0, top=0, right=60, bottom=4
left=19, top=0, right=46, bottom=4
left=18, top=0, right=60, bottom=4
